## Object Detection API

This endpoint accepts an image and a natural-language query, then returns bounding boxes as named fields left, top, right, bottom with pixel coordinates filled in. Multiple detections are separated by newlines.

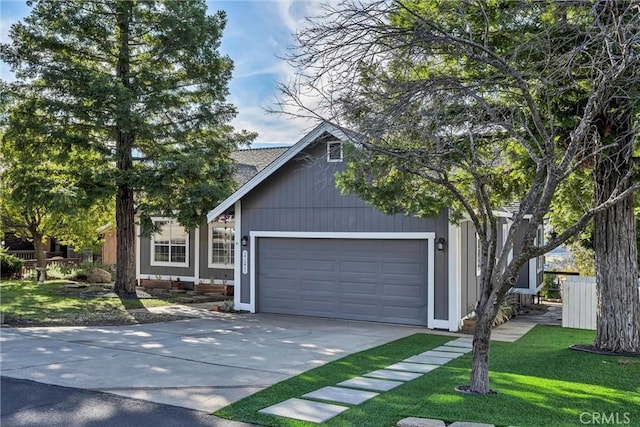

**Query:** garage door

left=257, top=238, right=429, bottom=326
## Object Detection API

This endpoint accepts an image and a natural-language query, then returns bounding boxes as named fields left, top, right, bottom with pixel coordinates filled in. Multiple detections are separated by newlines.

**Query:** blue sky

left=0, top=0, right=324, bottom=146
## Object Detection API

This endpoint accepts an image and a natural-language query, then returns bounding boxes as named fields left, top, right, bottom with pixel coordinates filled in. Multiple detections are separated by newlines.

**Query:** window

left=327, top=141, right=343, bottom=162
left=151, top=219, right=188, bottom=266
left=209, top=222, right=234, bottom=268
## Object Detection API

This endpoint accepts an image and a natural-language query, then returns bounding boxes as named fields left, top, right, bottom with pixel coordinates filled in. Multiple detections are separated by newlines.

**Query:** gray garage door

left=257, top=238, right=429, bottom=326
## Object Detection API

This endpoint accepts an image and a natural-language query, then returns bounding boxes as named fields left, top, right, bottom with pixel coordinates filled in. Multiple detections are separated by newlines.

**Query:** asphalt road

left=1, top=376, right=257, bottom=427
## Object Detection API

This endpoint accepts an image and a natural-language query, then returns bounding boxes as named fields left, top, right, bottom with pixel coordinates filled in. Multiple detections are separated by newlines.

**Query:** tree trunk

left=113, top=1, right=136, bottom=296
left=593, top=108, right=640, bottom=353
left=469, top=305, right=494, bottom=393
left=593, top=171, right=640, bottom=352
left=32, top=232, right=47, bottom=282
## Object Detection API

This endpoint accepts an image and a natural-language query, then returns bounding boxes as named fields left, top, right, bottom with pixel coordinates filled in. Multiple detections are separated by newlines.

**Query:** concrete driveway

left=0, top=309, right=426, bottom=413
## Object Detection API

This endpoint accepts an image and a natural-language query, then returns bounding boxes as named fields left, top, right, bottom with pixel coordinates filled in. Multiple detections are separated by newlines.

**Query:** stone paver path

left=258, top=336, right=473, bottom=423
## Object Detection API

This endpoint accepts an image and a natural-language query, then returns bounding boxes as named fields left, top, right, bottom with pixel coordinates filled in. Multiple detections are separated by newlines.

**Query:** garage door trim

left=249, top=231, right=444, bottom=329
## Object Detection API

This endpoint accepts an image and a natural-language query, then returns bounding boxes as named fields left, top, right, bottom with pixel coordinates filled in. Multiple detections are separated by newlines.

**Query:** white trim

left=536, top=225, right=545, bottom=273
left=233, top=201, right=246, bottom=311
left=327, top=141, right=343, bottom=162
left=140, top=273, right=234, bottom=285
left=135, top=224, right=141, bottom=284
left=448, top=222, right=462, bottom=332
left=248, top=231, right=439, bottom=327
left=207, top=222, right=235, bottom=269
left=149, top=217, right=190, bottom=267
left=528, top=258, right=537, bottom=292
left=250, top=231, right=434, bottom=240
left=475, top=232, right=481, bottom=277
left=194, top=225, right=200, bottom=283
left=207, top=122, right=353, bottom=223
left=249, top=233, right=257, bottom=313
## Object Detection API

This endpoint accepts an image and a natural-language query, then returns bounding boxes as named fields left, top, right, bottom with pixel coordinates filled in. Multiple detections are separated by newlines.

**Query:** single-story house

left=137, top=122, right=543, bottom=330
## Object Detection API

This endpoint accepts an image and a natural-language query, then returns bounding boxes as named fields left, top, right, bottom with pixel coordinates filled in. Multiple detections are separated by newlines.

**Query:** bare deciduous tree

left=276, top=0, right=640, bottom=393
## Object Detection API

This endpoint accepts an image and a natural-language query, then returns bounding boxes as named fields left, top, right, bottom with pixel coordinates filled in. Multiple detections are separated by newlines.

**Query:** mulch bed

left=455, top=385, right=498, bottom=395
left=570, top=344, right=640, bottom=357
left=1, top=311, right=189, bottom=327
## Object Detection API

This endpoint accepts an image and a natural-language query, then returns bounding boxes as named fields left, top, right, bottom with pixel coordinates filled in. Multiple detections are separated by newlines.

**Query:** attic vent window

left=327, top=141, right=343, bottom=162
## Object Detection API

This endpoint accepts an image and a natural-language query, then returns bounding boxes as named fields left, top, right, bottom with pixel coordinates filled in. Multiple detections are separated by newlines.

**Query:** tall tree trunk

left=593, top=108, right=640, bottom=353
left=32, top=231, right=47, bottom=282
left=114, top=1, right=136, bottom=295
left=469, top=302, right=494, bottom=394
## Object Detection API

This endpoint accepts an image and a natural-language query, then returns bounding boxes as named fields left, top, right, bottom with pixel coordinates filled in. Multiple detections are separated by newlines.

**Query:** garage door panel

left=339, top=260, right=379, bottom=274
left=299, top=259, right=336, bottom=273
left=382, top=262, right=422, bottom=275
left=300, top=299, right=337, bottom=313
left=339, top=301, right=380, bottom=315
left=382, top=284, right=424, bottom=298
left=340, top=281, right=379, bottom=295
left=300, top=280, right=338, bottom=294
left=257, top=238, right=428, bottom=326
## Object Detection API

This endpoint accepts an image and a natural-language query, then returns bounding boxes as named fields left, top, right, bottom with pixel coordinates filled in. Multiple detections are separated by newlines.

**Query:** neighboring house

left=135, top=147, right=288, bottom=288
left=137, top=121, right=543, bottom=330
left=2, top=231, right=73, bottom=259
left=97, top=224, right=117, bottom=265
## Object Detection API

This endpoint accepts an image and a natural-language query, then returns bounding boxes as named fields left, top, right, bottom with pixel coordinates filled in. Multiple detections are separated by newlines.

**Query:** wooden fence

left=8, top=250, right=64, bottom=260
left=562, top=276, right=640, bottom=330
left=21, top=257, right=82, bottom=278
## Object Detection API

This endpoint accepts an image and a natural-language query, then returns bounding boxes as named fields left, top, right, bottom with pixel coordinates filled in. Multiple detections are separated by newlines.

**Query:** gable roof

left=232, top=147, right=289, bottom=186
left=207, top=121, right=353, bottom=222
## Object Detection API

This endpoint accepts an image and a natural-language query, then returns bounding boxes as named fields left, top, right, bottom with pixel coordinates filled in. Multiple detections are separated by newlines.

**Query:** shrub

left=493, top=293, right=519, bottom=327
left=541, top=274, right=561, bottom=299
left=0, top=248, right=24, bottom=279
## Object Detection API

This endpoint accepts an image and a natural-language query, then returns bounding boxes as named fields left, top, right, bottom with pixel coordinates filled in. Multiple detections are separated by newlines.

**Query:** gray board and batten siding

left=239, top=137, right=451, bottom=326
left=460, top=221, right=480, bottom=317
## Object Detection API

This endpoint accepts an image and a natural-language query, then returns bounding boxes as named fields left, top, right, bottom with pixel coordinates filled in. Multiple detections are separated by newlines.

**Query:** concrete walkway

left=491, top=302, right=562, bottom=342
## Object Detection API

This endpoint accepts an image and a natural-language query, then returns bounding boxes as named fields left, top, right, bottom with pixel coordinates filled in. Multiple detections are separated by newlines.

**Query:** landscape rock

left=87, top=268, right=113, bottom=283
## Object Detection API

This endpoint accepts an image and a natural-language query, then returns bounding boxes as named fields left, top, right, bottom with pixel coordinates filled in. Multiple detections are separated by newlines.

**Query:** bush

left=47, top=262, right=115, bottom=282
left=541, top=274, right=561, bottom=299
left=493, top=293, right=519, bottom=327
left=0, top=249, right=24, bottom=279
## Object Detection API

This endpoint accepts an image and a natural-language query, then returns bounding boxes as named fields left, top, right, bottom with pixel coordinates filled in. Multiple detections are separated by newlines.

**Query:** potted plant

left=461, top=308, right=476, bottom=334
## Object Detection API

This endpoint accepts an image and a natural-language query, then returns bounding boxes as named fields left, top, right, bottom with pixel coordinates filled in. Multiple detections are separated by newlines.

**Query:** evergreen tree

left=1, top=0, right=255, bottom=294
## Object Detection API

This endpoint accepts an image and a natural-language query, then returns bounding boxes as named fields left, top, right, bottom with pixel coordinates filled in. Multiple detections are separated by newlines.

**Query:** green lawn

left=0, top=279, right=189, bottom=324
left=215, top=326, right=640, bottom=427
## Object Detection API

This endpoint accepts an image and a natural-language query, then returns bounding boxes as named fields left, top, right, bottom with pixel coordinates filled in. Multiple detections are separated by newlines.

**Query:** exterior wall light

left=437, top=237, right=446, bottom=251
left=241, top=235, right=248, bottom=246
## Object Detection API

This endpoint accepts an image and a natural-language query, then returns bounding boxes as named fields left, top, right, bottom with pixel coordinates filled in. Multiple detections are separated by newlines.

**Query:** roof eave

left=206, top=121, right=350, bottom=223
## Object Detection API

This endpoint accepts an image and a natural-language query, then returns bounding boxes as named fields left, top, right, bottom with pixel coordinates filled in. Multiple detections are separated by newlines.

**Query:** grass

left=215, top=326, right=640, bottom=427
left=0, top=279, right=192, bottom=324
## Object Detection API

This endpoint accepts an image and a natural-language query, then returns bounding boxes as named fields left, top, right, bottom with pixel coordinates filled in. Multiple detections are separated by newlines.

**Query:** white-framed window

left=151, top=218, right=189, bottom=267
left=209, top=222, right=235, bottom=268
left=476, top=232, right=482, bottom=277
left=327, top=141, right=343, bottom=162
